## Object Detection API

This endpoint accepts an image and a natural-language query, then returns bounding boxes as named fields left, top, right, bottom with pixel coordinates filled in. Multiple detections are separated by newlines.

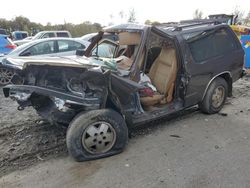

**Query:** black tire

left=0, top=67, right=14, bottom=86
left=66, top=109, right=128, bottom=161
left=199, top=77, right=228, bottom=114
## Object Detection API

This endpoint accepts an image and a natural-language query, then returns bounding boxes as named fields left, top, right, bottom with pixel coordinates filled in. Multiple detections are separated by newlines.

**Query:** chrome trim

left=201, top=71, right=232, bottom=101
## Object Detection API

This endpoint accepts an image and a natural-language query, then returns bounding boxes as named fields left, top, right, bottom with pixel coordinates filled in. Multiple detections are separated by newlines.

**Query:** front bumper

left=3, top=85, right=100, bottom=107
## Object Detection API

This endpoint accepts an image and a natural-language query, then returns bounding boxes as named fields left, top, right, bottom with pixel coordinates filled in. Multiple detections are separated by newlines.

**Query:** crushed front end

left=3, top=64, right=110, bottom=125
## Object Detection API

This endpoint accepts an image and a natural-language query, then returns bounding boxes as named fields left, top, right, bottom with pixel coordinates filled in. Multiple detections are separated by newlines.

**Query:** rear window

left=0, top=36, right=11, bottom=45
left=22, top=33, right=28, bottom=39
left=57, top=32, right=70, bottom=37
left=185, top=28, right=238, bottom=63
left=0, top=29, right=7, bottom=35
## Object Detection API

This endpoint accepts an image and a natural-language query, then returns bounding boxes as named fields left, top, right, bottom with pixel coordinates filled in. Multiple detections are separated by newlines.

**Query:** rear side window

left=57, top=32, right=70, bottom=37
left=22, top=33, right=28, bottom=39
left=58, top=40, right=84, bottom=52
left=187, top=28, right=237, bottom=63
left=21, top=41, right=55, bottom=56
left=42, top=33, right=55, bottom=38
left=0, top=29, right=7, bottom=35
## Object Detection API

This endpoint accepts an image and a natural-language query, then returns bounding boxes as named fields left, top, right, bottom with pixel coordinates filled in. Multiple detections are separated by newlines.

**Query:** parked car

left=0, top=28, right=7, bottom=35
left=80, top=33, right=97, bottom=41
left=0, top=35, right=16, bottom=55
left=12, top=31, right=29, bottom=41
left=3, top=23, right=244, bottom=161
left=80, top=32, right=118, bottom=42
left=14, top=30, right=72, bottom=46
left=0, top=37, right=88, bottom=85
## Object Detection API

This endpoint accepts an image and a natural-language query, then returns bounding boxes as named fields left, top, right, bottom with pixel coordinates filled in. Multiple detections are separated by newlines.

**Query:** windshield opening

left=90, top=31, right=142, bottom=71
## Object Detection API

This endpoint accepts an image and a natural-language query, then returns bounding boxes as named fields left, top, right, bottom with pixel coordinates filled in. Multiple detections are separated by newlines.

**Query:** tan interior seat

left=140, top=46, right=177, bottom=106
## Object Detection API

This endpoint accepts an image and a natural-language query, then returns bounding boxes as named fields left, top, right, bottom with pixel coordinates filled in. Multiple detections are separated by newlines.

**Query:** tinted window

left=57, top=32, right=69, bottom=37
left=0, top=29, right=7, bottom=35
left=22, top=33, right=28, bottom=39
left=22, top=41, right=55, bottom=56
left=187, top=28, right=237, bottom=62
left=42, top=33, right=55, bottom=38
left=58, top=40, right=84, bottom=52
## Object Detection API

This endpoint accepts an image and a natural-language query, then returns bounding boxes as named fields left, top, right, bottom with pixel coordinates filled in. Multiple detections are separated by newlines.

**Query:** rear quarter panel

left=182, top=26, right=244, bottom=107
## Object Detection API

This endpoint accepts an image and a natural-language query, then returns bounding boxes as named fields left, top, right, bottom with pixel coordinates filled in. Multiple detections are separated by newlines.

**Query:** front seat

left=140, top=46, right=177, bottom=106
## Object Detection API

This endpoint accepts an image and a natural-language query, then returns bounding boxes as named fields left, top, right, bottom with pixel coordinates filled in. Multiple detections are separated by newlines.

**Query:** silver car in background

left=0, top=37, right=89, bottom=85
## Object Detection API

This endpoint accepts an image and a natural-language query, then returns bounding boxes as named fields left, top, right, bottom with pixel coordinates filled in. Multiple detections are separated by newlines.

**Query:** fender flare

left=201, top=71, right=232, bottom=101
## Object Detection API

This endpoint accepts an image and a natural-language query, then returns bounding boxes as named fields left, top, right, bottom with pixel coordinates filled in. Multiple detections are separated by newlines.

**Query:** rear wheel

left=0, top=67, right=14, bottom=85
left=66, top=109, right=128, bottom=161
left=199, top=77, right=228, bottom=114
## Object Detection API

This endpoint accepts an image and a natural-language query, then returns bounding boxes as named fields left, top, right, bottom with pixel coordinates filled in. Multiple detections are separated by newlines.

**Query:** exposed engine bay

left=4, top=65, right=111, bottom=125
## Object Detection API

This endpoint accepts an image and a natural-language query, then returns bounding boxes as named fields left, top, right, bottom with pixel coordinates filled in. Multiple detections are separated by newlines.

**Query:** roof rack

left=173, top=20, right=222, bottom=31
left=154, top=22, right=179, bottom=27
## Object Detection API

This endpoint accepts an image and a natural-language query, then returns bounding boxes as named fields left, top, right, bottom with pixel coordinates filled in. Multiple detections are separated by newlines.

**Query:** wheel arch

left=201, top=71, right=232, bottom=101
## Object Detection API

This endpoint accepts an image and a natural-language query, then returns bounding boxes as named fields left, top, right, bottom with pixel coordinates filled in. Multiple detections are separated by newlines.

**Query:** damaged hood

left=2, top=55, right=118, bottom=71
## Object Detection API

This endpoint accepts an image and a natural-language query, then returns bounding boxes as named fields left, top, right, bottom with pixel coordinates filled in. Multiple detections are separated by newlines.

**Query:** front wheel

left=0, top=67, right=14, bottom=86
left=199, top=77, right=228, bottom=114
left=66, top=109, right=128, bottom=161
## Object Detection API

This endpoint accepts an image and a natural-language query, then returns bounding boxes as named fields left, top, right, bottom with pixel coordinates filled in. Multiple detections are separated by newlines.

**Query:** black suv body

left=2, top=22, right=244, bottom=161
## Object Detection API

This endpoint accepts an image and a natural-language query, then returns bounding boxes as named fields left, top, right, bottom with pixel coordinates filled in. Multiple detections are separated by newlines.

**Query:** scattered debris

left=218, top=112, right=228, bottom=116
left=8, top=147, right=16, bottom=152
left=11, top=142, right=20, bottom=147
left=214, top=145, right=220, bottom=149
left=170, top=134, right=181, bottom=138
left=15, top=127, right=25, bottom=135
left=36, top=154, right=44, bottom=161
left=35, top=119, right=46, bottom=125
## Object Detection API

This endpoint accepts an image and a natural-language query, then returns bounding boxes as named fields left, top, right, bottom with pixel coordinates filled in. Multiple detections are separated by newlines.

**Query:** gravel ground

left=0, top=75, right=250, bottom=188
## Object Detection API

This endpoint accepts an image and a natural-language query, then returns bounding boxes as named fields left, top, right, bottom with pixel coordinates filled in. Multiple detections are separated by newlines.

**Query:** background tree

left=127, top=8, right=136, bottom=23
left=0, top=16, right=102, bottom=37
left=244, top=11, right=250, bottom=25
left=144, top=20, right=160, bottom=26
left=232, top=6, right=244, bottom=23
left=193, top=9, right=203, bottom=19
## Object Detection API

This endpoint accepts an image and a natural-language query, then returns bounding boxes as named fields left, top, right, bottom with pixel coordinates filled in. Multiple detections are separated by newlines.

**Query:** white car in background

left=14, top=30, right=72, bottom=46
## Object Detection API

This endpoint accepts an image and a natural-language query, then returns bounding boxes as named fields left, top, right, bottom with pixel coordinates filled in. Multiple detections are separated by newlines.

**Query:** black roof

left=102, top=22, right=229, bottom=37
left=155, top=21, right=228, bottom=35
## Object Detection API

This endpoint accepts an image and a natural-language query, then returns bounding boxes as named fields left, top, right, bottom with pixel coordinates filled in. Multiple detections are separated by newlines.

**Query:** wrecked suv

left=2, top=22, right=244, bottom=161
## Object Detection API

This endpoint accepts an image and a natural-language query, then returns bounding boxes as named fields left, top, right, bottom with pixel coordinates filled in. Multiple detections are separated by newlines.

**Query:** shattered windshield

left=90, top=31, right=142, bottom=71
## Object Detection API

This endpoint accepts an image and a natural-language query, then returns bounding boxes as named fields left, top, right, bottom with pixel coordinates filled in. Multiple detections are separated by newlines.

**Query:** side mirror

left=76, top=49, right=85, bottom=56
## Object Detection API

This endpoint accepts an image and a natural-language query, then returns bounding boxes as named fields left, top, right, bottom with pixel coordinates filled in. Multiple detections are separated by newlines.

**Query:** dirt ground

left=0, top=74, right=250, bottom=188
left=0, top=87, right=67, bottom=177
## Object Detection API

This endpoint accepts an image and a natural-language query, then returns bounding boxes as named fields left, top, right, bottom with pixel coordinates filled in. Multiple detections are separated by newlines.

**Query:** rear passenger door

left=183, top=27, right=243, bottom=106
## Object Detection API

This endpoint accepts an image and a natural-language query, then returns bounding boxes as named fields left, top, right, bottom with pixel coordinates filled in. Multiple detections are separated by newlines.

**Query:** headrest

left=158, top=47, right=176, bottom=66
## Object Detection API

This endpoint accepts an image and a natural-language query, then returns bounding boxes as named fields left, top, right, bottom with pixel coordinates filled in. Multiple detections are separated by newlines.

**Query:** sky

left=0, top=0, right=250, bottom=26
